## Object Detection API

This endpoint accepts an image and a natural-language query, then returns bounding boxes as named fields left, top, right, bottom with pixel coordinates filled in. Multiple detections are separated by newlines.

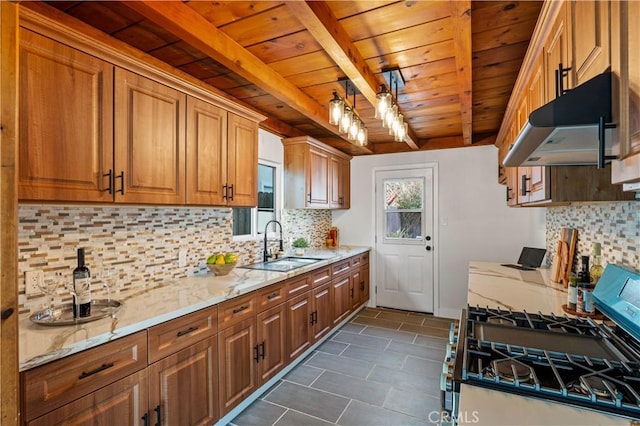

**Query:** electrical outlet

left=25, top=270, right=44, bottom=296
left=178, top=248, right=188, bottom=268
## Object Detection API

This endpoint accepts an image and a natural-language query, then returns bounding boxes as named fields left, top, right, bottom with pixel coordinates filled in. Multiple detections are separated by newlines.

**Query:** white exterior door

left=375, top=167, right=434, bottom=313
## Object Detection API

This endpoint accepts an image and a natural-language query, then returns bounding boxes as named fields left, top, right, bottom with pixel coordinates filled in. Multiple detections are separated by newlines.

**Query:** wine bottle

left=73, top=248, right=92, bottom=317
left=589, top=242, right=604, bottom=286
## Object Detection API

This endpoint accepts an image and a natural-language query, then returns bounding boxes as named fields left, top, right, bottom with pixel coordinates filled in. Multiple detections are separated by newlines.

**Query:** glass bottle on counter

left=589, top=242, right=604, bottom=286
left=73, top=248, right=92, bottom=318
left=567, top=274, right=578, bottom=311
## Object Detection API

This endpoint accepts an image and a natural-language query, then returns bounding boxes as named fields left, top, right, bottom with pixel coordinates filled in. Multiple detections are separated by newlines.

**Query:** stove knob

left=446, top=343, right=457, bottom=359
left=440, top=372, right=453, bottom=392
left=448, top=322, right=459, bottom=343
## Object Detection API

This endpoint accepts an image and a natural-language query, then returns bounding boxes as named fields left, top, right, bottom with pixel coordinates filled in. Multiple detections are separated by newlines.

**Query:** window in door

left=383, top=178, right=424, bottom=242
left=233, top=163, right=278, bottom=237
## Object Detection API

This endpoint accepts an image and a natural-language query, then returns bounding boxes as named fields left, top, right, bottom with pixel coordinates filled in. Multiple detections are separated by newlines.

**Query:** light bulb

left=339, top=107, right=352, bottom=134
left=329, top=92, right=343, bottom=126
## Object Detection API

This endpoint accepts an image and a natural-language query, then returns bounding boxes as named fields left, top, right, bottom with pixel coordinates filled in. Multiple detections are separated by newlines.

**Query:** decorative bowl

left=206, top=262, right=237, bottom=276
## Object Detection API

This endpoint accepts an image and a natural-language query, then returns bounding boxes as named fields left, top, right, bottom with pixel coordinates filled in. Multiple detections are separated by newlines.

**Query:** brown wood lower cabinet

left=148, top=336, right=218, bottom=426
left=218, top=317, right=257, bottom=416
left=21, top=251, right=371, bottom=425
left=27, top=369, right=148, bottom=426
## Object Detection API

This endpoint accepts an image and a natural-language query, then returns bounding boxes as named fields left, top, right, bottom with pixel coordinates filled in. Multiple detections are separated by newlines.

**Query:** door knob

left=426, top=246, right=432, bottom=251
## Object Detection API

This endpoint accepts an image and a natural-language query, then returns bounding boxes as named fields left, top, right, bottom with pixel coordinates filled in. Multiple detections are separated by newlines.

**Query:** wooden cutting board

left=551, top=227, right=578, bottom=286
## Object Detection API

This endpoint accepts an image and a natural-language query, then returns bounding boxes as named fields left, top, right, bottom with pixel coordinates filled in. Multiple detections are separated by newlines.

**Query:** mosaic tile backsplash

left=545, top=201, right=639, bottom=271
left=18, top=205, right=332, bottom=314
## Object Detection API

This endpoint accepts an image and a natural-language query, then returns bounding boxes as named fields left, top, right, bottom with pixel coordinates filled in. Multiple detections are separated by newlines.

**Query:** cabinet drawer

left=22, top=331, right=148, bottom=422
left=286, top=274, right=312, bottom=299
left=331, top=259, right=351, bottom=278
left=310, top=266, right=331, bottom=288
left=148, top=306, right=218, bottom=363
left=257, top=282, right=287, bottom=312
left=353, top=252, right=369, bottom=267
left=218, top=293, right=257, bottom=329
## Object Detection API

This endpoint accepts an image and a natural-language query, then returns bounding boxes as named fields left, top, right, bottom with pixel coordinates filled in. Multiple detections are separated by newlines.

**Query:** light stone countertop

left=460, top=262, right=631, bottom=425
left=19, top=246, right=370, bottom=372
left=467, top=261, right=568, bottom=314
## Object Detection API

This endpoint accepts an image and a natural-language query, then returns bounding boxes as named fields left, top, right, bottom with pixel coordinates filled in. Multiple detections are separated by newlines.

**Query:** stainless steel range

left=441, top=264, right=640, bottom=424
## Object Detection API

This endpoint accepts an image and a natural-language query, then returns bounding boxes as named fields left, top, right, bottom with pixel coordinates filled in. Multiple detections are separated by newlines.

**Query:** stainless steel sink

left=240, top=257, right=322, bottom=272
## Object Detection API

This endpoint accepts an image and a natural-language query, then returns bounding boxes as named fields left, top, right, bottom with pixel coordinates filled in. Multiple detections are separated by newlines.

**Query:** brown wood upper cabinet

left=18, top=26, right=262, bottom=206
left=283, top=136, right=351, bottom=209
left=186, top=97, right=258, bottom=206
left=611, top=0, right=640, bottom=183
left=18, top=28, right=114, bottom=202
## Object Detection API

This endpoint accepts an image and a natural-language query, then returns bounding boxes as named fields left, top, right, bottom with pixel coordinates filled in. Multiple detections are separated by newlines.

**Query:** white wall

left=332, top=145, right=546, bottom=318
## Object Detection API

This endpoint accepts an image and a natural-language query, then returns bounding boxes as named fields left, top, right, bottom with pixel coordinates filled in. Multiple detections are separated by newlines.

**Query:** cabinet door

left=350, top=269, right=361, bottom=311
left=27, top=370, right=148, bottom=426
left=360, top=266, right=370, bottom=305
left=505, top=167, right=519, bottom=206
left=340, top=156, right=351, bottom=209
left=114, top=68, right=186, bottom=204
left=186, top=97, right=228, bottom=205
left=329, top=155, right=350, bottom=209
left=18, top=28, right=114, bottom=202
left=528, top=166, right=551, bottom=203
left=227, top=113, right=258, bottom=207
left=218, top=318, right=256, bottom=416
left=571, top=0, right=610, bottom=86
left=517, top=167, right=531, bottom=204
left=544, top=2, right=571, bottom=102
left=308, top=147, right=330, bottom=207
left=312, top=283, right=331, bottom=342
left=331, top=274, right=351, bottom=326
left=256, top=304, right=287, bottom=386
left=148, top=336, right=219, bottom=426
left=287, top=292, right=313, bottom=361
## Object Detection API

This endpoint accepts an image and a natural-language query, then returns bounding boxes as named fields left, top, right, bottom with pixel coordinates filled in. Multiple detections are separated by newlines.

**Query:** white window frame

left=232, top=159, right=281, bottom=241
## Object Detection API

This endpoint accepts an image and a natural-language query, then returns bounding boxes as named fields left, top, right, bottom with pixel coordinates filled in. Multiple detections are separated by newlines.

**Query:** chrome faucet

left=263, top=220, right=284, bottom=262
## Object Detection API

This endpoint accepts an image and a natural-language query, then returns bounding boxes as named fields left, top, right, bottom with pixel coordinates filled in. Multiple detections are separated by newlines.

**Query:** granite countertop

left=467, top=261, right=568, bottom=314
left=19, top=246, right=370, bottom=372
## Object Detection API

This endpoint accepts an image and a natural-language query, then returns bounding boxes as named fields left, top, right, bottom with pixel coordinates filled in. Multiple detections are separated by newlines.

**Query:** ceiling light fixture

left=328, top=79, right=367, bottom=146
left=376, top=67, right=407, bottom=142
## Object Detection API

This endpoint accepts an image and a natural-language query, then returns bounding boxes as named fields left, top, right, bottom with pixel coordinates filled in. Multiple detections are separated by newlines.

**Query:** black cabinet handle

left=598, top=116, right=618, bottom=169
left=310, top=312, right=315, bottom=325
left=228, top=184, right=234, bottom=200
left=339, top=196, right=344, bottom=205
left=115, top=171, right=125, bottom=195
left=103, top=169, right=113, bottom=195
left=222, top=184, right=228, bottom=200
left=176, top=326, right=198, bottom=337
left=350, top=287, right=354, bottom=298
left=267, top=292, right=279, bottom=300
left=506, top=186, right=512, bottom=202
left=142, top=413, right=149, bottom=426
left=555, top=63, right=571, bottom=98
left=232, top=305, right=248, bottom=314
left=360, top=280, right=365, bottom=291
left=79, top=362, right=114, bottom=380
left=520, top=175, right=531, bottom=196
left=307, top=193, right=312, bottom=203
left=154, top=405, right=161, bottom=426
left=260, top=341, right=266, bottom=360
left=1, top=308, right=14, bottom=320
left=253, top=344, right=260, bottom=363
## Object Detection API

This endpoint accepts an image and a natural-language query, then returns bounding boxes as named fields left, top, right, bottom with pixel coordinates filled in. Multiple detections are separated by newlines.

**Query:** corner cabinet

left=18, top=21, right=264, bottom=206
left=283, top=136, right=352, bottom=209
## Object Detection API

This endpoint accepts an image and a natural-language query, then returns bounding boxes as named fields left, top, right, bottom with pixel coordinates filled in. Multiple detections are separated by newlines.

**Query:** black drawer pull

left=233, top=305, right=248, bottom=314
left=79, top=362, right=114, bottom=380
left=176, top=326, right=198, bottom=337
left=267, top=292, right=280, bottom=300
left=154, top=405, right=161, bottom=426
left=142, top=413, right=149, bottom=426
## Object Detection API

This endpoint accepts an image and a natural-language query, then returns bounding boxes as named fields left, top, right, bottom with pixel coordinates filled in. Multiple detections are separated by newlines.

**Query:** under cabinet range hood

left=503, top=72, right=617, bottom=168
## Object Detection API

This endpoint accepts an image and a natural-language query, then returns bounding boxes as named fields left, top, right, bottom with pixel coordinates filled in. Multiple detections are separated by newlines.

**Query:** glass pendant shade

left=339, top=106, right=352, bottom=134
left=357, top=123, right=367, bottom=146
left=384, top=104, right=398, bottom=129
left=348, top=117, right=359, bottom=140
left=395, top=122, right=408, bottom=142
left=375, top=86, right=391, bottom=119
left=391, top=113, right=404, bottom=136
left=329, top=92, right=343, bottom=125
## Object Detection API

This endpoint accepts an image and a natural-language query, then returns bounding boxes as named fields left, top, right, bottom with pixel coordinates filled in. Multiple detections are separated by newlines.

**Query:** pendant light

left=328, top=78, right=367, bottom=145
left=329, top=91, right=344, bottom=126
left=376, top=67, right=407, bottom=142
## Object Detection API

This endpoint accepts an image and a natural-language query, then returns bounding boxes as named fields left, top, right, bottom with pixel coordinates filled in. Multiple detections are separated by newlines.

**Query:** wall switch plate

left=178, top=248, right=188, bottom=268
left=25, top=270, right=44, bottom=295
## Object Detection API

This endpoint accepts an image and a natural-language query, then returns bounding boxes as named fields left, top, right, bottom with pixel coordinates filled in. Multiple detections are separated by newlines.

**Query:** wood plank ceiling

left=42, top=0, right=542, bottom=156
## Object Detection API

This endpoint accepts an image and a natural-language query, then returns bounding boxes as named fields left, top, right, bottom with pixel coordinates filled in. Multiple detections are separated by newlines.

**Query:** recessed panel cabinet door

left=186, top=97, right=227, bottom=205
left=312, top=283, right=331, bottom=342
left=308, top=147, right=330, bottom=207
left=148, top=336, right=219, bottom=426
left=287, top=293, right=312, bottom=362
left=18, top=28, right=114, bottom=202
left=115, top=68, right=186, bottom=204
left=27, top=370, right=148, bottom=426
left=218, top=318, right=256, bottom=416
left=227, top=113, right=258, bottom=207
left=256, top=304, right=287, bottom=386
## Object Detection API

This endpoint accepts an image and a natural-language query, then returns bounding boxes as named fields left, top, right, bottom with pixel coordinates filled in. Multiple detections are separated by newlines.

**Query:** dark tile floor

left=229, top=307, right=452, bottom=426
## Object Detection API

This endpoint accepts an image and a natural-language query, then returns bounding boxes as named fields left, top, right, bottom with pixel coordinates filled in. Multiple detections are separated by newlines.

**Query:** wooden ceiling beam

left=286, top=1, right=420, bottom=151
left=449, top=0, right=473, bottom=145
left=120, top=0, right=364, bottom=147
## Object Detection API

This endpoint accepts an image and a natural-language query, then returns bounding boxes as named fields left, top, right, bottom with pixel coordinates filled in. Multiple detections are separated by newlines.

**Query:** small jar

left=576, top=283, right=595, bottom=314
left=567, top=275, right=578, bottom=311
